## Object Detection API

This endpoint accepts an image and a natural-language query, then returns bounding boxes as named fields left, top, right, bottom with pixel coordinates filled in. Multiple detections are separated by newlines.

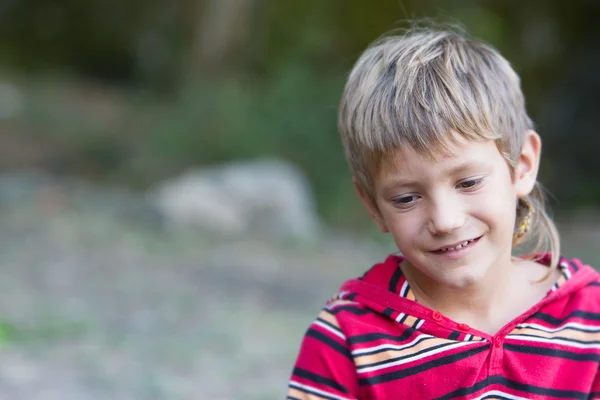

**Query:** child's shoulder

left=317, top=255, right=405, bottom=319
left=559, top=256, right=600, bottom=281
left=553, top=256, right=600, bottom=306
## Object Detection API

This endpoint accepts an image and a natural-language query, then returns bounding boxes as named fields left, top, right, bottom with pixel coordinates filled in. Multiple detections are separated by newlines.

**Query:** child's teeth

left=442, top=240, right=473, bottom=252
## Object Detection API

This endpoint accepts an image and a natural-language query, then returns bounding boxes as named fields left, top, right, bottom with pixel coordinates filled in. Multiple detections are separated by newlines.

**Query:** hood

left=333, top=254, right=599, bottom=337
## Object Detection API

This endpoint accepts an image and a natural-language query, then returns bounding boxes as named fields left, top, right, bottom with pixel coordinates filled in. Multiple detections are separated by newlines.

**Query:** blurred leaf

left=0, top=320, right=18, bottom=343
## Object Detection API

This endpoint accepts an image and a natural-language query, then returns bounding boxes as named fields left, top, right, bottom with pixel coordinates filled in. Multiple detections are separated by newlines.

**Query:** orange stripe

left=354, top=337, right=456, bottom=366
left=512, top=327, right=600, bottom=343
left=288, top=387, right=344, bottom=400
left=318, top=310, right=341, bottom=329
left=403, top=316, right=418, bottom=328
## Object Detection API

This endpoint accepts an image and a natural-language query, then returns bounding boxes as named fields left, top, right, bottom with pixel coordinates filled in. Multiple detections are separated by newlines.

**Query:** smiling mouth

left=432, top=235, right=483, bottom=253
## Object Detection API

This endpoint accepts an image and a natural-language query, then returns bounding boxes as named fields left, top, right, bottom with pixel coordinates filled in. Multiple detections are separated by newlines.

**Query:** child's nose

left=426, top=199, right=465, bottom=235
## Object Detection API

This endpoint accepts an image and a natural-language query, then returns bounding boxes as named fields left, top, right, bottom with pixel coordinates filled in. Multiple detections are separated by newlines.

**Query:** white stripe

left=400, top=280, right=409, bottom=297
left=563, top=269, right=572, bottom=280
left=352, top=334, right=434, bottom=356
left=507, top=334, right=600, bottom=349
left=415, top=319, right=425, bottom=330
left=516, top=321, right=600, bottom=333
left=464, top=334, right=472, bottom=341
left=289, top=380, right=351, bottom=400
left=395, top=312, right=406, bottom=323
left=326, top=301, right=361, bottom=310
left=357, top=341, right=479, bottom=373
left=473, top=390, right=531, bottom=400
left=313, top=320, right=346, bottom=340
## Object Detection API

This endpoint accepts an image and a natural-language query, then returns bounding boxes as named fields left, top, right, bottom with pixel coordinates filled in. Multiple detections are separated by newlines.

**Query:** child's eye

left=457, top=178, right=483, bottom=189
left=391, top=195, right=419, bottom=206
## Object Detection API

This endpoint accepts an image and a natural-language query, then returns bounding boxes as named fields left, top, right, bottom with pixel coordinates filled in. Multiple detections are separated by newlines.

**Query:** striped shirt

left=287, top=254, right=600, bottom=399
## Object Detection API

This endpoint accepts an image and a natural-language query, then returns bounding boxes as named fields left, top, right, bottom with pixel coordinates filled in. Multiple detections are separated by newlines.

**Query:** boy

left=287, top=28, right=600, bottom=399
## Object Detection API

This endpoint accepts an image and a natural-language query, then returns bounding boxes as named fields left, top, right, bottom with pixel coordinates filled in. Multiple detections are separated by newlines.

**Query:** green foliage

left=0, top=320, right=18, bottom=344
left=121, top=63, right=368, bottom=227
left=3, top=1, right=600, bottom=229
left=0, top=317, right=86, bottom=346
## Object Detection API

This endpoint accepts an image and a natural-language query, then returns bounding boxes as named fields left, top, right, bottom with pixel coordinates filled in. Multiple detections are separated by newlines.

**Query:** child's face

left=357, top=132, right=540, bottom=289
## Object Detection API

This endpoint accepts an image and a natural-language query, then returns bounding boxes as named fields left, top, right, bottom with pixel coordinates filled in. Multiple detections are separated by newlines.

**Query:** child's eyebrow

left=379, top=161, right=487, bottom=192
left=379, top=178, right=419, bottom=192
left=440, top=161, right=486, bottom=176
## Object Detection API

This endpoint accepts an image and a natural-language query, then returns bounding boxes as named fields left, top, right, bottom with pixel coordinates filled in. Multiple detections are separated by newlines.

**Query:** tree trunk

left=190, top=0, right=257, bottom=75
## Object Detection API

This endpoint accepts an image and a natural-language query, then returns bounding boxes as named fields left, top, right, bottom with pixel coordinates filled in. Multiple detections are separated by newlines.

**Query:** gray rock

left=149, top=159, right=320, bottom=240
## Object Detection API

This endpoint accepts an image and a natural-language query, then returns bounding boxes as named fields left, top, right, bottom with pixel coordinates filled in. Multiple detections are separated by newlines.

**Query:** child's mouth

left=432, top=235, right=482, bottom=255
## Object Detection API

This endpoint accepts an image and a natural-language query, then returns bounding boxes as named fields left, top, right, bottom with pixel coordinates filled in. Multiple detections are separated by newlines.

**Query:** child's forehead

left=376, top=136, right=499, bottom=176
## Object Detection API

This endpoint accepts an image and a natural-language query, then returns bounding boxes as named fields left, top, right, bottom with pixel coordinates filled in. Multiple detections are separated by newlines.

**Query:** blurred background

left=0, top=0, right=598, bottom=398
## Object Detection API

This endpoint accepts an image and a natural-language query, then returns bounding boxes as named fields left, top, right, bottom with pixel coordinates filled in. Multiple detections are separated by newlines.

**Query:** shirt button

left=458, top=323, right=470, bottom=331
left=494, top=337, right=502, bottom=348
left=432, top=311, right=443, bottom=321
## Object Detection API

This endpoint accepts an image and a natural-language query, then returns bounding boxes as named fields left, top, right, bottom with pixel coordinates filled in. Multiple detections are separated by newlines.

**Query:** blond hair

left=338, top=27, right=560, bottom=268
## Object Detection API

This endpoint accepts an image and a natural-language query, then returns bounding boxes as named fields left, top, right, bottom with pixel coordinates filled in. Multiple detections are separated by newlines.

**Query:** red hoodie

left=287, top=254, right=600, bottom=399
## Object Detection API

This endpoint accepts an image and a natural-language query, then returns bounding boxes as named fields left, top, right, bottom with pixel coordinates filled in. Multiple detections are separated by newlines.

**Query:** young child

left=287, top=27, right=600, bottom=399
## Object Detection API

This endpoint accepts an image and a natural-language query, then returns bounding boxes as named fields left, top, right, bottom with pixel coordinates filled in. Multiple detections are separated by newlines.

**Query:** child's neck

left=400, top=256, right=556, bottom=336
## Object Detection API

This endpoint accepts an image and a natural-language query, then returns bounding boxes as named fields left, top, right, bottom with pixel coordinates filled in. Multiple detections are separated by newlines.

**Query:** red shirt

left=287, top=254, right=600, bottom=399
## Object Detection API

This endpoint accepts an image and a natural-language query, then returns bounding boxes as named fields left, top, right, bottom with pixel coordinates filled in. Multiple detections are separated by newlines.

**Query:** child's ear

left=515, top=130, right=542, bottom=197
left=353, top=177, right=389, bottom=233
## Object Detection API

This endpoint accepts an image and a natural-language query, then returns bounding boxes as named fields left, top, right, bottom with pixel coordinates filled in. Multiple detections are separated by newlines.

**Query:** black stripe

left=400, top=282, right=409, bottom=297
left=586, top=281, right=600, bottom=288
left=532, top=312, right=562, bottom=325
left=291, top=367, right=350, bottom=395
left=501, top=377, right=587, bottom=398
left=388, top=266, right=404, bottom=293
left=382, top=307, right=395, bottom=318
left=412, top=319, right=422, bottom=329
left=434, top=376, right=500, bottom=399
left=435, top=375, right=588, bottom=399
left=348, top=328, right=414, bottom=345
left=328, top=305, right=372, bottom=316
left=354, top=335, right=433, bottom=357
left=533, top=311, right=600, bottom=325
left=306, top=328, right=353, bottom=360
left=359, top=344, right=489, bottom=385
left=346, top=292, right=358, bottom=300
left=569, top=311, right=600, bottom=320
left=569, top=259, right=580, bottom=272
left=286, top=396, right=302, bottom=400
left=398, top=313, right=408, bottom=323
left=511, top=332, right=600, bottom=346
left=504, top=342, right=600, bottom=361
left=358, top=342, right=455, bottom=370
left=289, top=383, right=343, bottom=400
left=448, top=331, right=460, bottom=340
left=316, top=317, right=343, bottom=335
left=588, top=391, right=600, bottom=400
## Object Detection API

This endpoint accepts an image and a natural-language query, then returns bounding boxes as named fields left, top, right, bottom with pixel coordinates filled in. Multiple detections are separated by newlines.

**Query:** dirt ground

left=0, top=174, right=596, bottom=399
left=0, top=174, right=387, bottom=399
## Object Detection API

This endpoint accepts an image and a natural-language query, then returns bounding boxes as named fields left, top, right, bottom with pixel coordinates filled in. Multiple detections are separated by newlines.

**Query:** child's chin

left=439, top=269, right=490, bottom=289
